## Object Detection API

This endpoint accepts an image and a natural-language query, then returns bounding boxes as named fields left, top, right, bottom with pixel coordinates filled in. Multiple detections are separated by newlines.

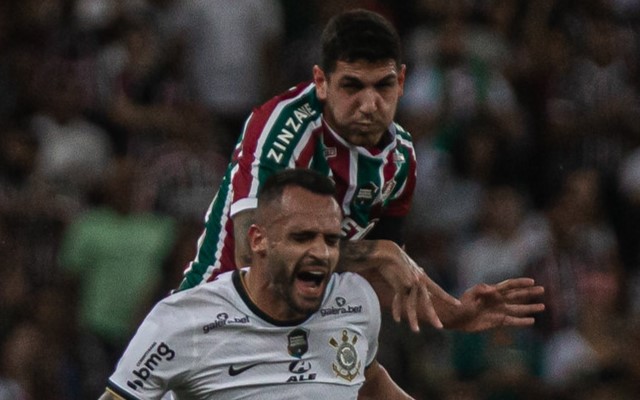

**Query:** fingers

left=498, top=300, right=545, bottom=328
left=496, top=278, right=537, bottom=290
left=392, top=286, right=422, bottom=333
left=501, top=285, right=545, bottom=304
left=392, top=293, right=402, bottom=323
left=406, top=285, right=419, bottom=333
left=502, top=316, right=537, bottom=327
left=418, top=284, right=443, bottom=330
left=419, top=272, right=461, bottom=306
left=392, top=284, right=443, bottom=332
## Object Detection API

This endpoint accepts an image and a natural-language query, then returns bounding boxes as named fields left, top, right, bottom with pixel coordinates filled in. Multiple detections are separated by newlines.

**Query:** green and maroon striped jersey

left=178, top=81, right=417, bottom=290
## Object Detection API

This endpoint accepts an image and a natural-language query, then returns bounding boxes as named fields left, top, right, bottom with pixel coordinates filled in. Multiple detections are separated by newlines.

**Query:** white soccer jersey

left=107, top=270, right=381, bottom=400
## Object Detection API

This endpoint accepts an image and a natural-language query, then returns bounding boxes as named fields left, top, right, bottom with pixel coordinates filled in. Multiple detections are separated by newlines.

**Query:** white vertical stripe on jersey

left=199, top=163, right=238, bottom=282
left=291, top=120, right=323, bottom=167
left=248, top=84, right=316, bottom=199
left=343, top=148, right=359, bottom=217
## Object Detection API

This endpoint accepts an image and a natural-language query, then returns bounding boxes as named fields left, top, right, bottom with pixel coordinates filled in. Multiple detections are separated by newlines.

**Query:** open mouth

left=297, top=271, right=325, bottom=286
left=295, top=270, right=327, bottom=297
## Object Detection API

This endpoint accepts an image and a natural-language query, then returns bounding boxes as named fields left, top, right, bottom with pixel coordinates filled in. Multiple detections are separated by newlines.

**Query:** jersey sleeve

left=228, top=82, right=321, bottom=217
left=106, top=300, right=195, bottom=400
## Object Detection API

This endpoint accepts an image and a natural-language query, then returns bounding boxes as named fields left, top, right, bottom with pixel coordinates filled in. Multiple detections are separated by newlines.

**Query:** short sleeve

left=106, top=301, right=194, bottom=400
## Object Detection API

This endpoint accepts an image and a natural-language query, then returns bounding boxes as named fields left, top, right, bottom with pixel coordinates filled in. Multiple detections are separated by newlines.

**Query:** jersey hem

left=106, top=380, right=144, bottom=400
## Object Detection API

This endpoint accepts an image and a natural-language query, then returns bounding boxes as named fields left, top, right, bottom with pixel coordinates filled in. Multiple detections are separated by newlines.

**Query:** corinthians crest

left=329, top=330, right=361, bottom=382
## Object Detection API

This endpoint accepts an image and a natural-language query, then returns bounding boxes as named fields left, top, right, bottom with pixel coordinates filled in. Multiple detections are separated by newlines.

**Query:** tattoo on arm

left=336, top=240, right=378, bottom=272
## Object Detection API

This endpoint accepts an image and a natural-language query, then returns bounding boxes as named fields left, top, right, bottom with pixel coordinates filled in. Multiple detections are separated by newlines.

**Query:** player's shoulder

left=162, top=270, right=237, bottom=311
left=391, top=122, right=414, bottom=144
left=253, top=81, right=322, bottom=118
left=329, top=272, right=378, bottom=304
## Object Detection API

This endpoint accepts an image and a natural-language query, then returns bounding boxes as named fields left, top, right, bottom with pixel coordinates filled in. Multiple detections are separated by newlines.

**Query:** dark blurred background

left=1, top=1, right=640, bottom=399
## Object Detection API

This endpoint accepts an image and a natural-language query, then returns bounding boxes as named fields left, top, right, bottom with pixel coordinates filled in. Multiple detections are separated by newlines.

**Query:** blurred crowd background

left=1, top=0, right=640, bottom=399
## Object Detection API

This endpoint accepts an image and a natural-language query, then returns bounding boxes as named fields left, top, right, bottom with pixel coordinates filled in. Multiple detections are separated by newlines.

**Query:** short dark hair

left=258, top=169, right=336, bottom=208
left=320, top=9, right=402, bottom=73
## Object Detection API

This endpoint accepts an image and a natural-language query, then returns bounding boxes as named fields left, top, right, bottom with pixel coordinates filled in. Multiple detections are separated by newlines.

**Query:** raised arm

left=236, top=213, right=545, bottom=333
left=337, top=239, right=457, bottom=331
left=337, top=239, right=545, bottom=333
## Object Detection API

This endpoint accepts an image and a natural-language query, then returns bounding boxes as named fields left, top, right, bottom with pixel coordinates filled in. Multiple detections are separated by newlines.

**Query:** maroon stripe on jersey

left=385, top=147, right=416, bottom=217
left=380, top=149, right=399, bottom=214
left=213, top=82, right=315, bottom=277
left=296, top=125, right=323, bottom=167
left=205, top=222, right=237, bottom=282
left=322, top=128, right=351, bottom=208
left=231, top=81, right=314, bottom=202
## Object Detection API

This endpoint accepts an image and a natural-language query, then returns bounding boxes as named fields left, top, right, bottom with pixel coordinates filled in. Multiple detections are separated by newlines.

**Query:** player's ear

left=397, top=64, right=406, bottom=96
left=248, top=224, right=267, bottom=255
left=313, top=65, right=328, bottom=100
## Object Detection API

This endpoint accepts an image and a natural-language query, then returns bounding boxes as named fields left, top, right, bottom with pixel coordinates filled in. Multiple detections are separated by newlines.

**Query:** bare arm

left=336, top=239, right=458, bottom=331
left=337, top=240, right=545, bottom=333
left=236, top=215, right=545, bottom=332
left=358, top=360, right=414, bottom=400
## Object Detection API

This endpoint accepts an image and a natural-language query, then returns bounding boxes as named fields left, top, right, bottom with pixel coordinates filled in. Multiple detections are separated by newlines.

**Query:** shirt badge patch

left=324, top=147, right=337, bottom=158
left=380, top=179, right=396, bottom=202
left=355, top=182, right=379, bottom=205
left=287, top=328, right=309, bottom=359
left=329, top=330, right=361, bottom=382
left=393, top=151, right=405, bottom=164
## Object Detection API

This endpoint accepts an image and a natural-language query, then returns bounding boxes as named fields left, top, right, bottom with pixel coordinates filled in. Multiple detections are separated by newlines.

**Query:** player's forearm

left=428, top=292, right=468, bottom=329
left=335, top=239, right=379, bottom=274
left=337, top=239, right=460, bottom=318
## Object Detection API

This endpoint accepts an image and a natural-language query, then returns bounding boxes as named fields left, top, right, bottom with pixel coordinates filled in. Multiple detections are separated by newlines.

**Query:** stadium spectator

left=147, top=0, right=286, bottom=155
left=58, top=157, right=176, bottom=367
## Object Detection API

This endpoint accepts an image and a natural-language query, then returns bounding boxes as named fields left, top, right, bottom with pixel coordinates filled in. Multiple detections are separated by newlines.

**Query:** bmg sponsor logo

left=126, top=342, right=175, bottom=391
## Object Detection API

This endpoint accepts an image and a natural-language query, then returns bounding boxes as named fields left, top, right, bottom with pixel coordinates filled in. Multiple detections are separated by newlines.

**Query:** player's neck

left=241, top=270, right=306, bottom=322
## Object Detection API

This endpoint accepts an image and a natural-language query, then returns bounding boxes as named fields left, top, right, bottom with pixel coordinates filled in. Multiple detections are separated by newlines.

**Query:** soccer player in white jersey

left=177, top=8, right=544, bottom=333
left=100, top=169, right=414, bottom=399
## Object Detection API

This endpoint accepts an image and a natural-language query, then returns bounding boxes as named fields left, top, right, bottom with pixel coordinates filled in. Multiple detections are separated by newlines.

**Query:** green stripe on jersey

left=352, top=153, right=385, bottom=226
left=256, top=92, right=322, bottom=184
left=181, top=167, right=234, bottom=289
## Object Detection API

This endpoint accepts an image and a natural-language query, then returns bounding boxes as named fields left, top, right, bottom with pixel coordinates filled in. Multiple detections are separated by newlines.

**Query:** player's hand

left=339, top=239, right=460, bottom=332
left=449, top=278, right=545, bottom=332
left=375, top=241, right=459, bottom=332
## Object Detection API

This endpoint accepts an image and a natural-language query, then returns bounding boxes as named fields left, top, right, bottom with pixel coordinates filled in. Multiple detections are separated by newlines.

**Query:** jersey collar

left=232, top=269, right=312, bottom=327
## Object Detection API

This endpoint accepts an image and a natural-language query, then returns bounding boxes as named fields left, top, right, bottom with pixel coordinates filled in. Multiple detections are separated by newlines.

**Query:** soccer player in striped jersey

left=100, top=169, right=414, bottom=399
left=178, top=9, right=544, bottom=333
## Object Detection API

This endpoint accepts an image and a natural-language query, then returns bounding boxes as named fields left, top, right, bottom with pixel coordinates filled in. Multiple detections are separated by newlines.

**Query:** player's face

left=314, top=59, right=406, bottom=147
left=266, top=187, right=342, bottom=318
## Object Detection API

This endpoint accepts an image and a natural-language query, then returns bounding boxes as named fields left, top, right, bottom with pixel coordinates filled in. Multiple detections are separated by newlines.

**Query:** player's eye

left=291, top=232, right=314, bottom=242
left=325, top=236, right=341, bottom=247
left=340, top=80, right=363, bottom=92
left=375, top=80, right=395, bottom=90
